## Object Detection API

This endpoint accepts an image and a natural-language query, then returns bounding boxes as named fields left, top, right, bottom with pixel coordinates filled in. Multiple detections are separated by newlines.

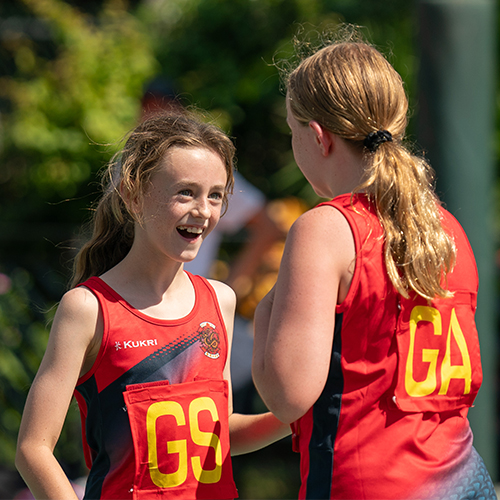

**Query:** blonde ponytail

left=357, top=141, right=455, bottom=299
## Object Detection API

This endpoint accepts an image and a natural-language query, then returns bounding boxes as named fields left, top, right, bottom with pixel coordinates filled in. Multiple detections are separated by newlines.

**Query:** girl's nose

left=193, top=198, right=211, bottom=219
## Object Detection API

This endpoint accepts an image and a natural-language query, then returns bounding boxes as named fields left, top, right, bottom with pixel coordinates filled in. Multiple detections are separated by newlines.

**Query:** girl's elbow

left=271, top=404, right=308, bottom=425
left=15, top=442, right=30, bottom=475
left=253, top=377, right=311, bottom=424
left=253, top=371, right=314, bottom=424
left=15, top=438, right=43, bottom=474
left=259, top=393, right=309, bottom=425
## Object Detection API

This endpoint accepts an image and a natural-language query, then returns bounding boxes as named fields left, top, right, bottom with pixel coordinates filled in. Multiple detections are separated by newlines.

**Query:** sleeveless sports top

left=292, top=193, right=493, bottom=499
left=74, top=273, right=238, bottom=500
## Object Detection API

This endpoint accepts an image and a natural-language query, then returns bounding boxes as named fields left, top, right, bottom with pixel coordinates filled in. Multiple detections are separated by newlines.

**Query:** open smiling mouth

left=177, top=225, right=204, bottom=240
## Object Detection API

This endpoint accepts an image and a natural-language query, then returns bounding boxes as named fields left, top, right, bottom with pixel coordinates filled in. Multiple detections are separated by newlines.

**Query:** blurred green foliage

left=1, top=0, right=156, bottom=199
left=0, top=269, right=49, bottom=466
left=0, top=0, right=426, bottom=496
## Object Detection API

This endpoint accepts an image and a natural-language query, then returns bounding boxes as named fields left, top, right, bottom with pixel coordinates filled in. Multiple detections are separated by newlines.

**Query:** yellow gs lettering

left=146, top=396, right=222, bottom=488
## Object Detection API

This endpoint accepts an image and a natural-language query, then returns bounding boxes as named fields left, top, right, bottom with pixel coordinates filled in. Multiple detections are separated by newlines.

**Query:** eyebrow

left=173, top=180, right=226, bottom=191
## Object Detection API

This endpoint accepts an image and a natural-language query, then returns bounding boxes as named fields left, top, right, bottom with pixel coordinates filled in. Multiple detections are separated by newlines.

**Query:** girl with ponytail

left=17, top=111, right=289, bottom=500
left=252, top=27, right=495, bottom=499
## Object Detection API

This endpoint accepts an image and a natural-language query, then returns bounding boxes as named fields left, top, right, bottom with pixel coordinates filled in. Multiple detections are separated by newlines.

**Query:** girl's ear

left=309, top=120, right=333, bottom=157
left=120, top=181, right=142, bottom=217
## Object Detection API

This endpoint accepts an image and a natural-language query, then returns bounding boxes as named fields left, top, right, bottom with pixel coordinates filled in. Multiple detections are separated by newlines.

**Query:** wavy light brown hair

left=285, top=29, right=455, bottom=299
left=71, top=112, right=235, bottom=288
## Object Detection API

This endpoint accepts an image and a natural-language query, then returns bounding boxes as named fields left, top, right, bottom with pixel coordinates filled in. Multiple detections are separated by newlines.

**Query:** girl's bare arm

left=16, top=287, right=101, bottom=500
left=252, top=206, right=354, bottom=424
left=210, top=279, right=291, bottom=456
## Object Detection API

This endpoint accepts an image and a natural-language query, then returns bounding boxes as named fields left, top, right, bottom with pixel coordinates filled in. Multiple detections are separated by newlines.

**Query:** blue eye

left=209, top=192, right=223, bottom=200
left=179, top=189, right=192, bottom=196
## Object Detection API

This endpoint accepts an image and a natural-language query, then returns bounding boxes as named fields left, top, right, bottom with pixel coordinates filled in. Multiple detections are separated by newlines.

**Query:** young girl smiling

left=16, top=112, right=289, bottom=500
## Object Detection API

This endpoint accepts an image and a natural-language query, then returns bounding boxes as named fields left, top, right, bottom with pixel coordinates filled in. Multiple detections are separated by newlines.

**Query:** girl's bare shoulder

left=291, top=204, right=351, bottom=237
left=51, top=286, right=101, bottom=352
left=58, top=285, right=100, bottom=319
left=286, top=205, right=354, bottom=263
left=207, top=279, right=236, bottom=308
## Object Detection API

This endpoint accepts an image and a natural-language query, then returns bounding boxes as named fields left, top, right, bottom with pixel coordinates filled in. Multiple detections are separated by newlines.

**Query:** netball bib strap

left=124, top=379, right=238, bottom=500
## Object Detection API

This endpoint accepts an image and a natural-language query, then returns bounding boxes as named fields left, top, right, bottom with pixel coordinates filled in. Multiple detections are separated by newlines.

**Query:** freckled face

left=134, top=146, right=228, bottom=264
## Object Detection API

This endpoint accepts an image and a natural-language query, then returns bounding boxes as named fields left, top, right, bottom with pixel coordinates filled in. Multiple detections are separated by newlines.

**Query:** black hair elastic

left=363, top=130, right=393, bottom=153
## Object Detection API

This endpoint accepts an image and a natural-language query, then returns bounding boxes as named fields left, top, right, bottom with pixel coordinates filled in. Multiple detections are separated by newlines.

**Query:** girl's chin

left=179, top=247, right=203, bottom=263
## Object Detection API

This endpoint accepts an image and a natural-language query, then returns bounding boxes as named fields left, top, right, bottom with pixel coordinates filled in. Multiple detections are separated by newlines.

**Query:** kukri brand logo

left=115, top=339, right=159, bottom=350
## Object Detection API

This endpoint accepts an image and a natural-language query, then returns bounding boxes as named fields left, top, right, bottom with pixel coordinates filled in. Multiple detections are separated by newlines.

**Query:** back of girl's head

left=284, top=26, right=456, bottom=300
left=286, top=31, right=408, bottom=148
left=71, top=111, right=235, bottom=288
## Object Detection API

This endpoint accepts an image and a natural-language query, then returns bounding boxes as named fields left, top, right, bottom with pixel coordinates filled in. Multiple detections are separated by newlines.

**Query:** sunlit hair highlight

left=284, top=26, right=455, bottom=299
left=71, top=111, right=235, bottom=288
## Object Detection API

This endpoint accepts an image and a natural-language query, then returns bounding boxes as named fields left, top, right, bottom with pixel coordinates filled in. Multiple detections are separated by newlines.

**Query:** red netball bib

left=393, top=292, right=482, bottom=413
left=124, top=379, right=238, bottom=499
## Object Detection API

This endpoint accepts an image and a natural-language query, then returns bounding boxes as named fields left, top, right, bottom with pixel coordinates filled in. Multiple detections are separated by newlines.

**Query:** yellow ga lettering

left=146, top=396, right=222, bottom=488
left=405, top=306, right=472, bottom=398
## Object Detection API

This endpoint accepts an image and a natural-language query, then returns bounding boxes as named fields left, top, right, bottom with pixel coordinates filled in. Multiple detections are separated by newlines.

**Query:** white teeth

left=178, top=226, right=203, bottom=234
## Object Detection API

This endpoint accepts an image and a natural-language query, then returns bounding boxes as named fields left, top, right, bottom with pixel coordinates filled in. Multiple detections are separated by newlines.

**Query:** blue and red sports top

left=291, top=193, right=495, bottom=499
left=74, top=273, right=238, bottom=500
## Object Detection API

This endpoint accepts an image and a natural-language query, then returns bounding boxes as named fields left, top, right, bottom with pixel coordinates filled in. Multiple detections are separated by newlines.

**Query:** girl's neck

left=325, top=145, right=366, bottom=199
left=100, top=258, right=195, bottom=320
left=103, top=234, right=185, bottom=285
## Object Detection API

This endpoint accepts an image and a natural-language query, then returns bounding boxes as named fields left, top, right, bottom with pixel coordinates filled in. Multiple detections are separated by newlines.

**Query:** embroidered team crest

left=198, top=322, right=220, bottom=359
